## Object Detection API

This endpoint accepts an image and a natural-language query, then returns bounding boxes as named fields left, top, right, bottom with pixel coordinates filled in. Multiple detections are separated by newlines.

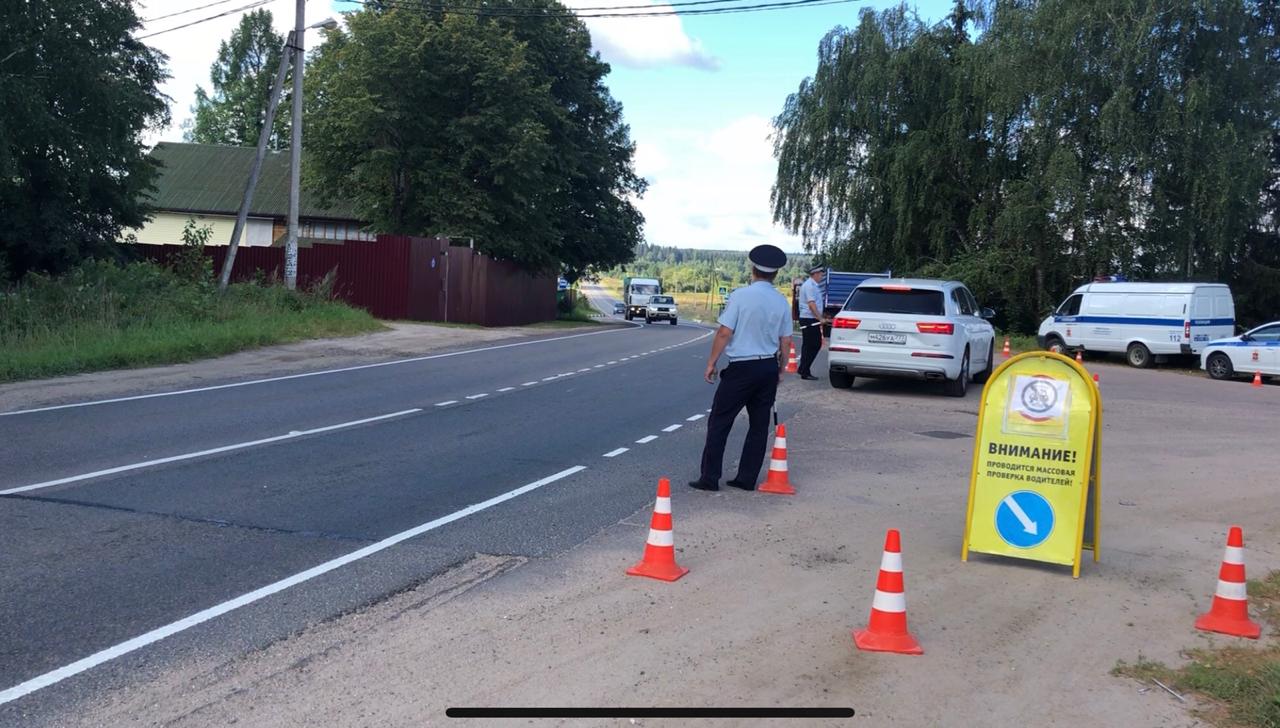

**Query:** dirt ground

left=0, top=321, right=604, bottom=412
left=64, top=361, right=1277, bottom=727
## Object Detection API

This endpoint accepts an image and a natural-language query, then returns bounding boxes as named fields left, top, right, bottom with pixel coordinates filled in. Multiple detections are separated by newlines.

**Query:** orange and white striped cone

left=1001, top=337, right=1011, bottom=358
left=759, top=424, right=796, bottom=496
left=1252, top=371, right=1263, bottom=388
left=626, top=478, right=689, bottom=582
left=1093, top=373, right=1101, bottom=388
left=1075, top=350, right=1084, bottom=364
left=1195, top=526, right=1261, bottom=639
left=853, top=529, right=922, bottom=655
left=786, top=343, right=799, bottom=373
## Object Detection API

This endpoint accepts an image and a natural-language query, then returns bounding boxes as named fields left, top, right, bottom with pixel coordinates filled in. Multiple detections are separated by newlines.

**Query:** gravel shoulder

left=61, top=362, right=1277, bottom=727
left=0, top=321, right=610, bottom=412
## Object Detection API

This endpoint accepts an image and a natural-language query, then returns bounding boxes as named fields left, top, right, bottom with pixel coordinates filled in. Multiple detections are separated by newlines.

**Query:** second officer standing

left=689, top=244, right=793, bottom=492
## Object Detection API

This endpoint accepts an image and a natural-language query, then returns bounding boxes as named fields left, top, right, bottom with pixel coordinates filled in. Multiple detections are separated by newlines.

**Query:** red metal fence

left=134, top=235, right=557, bottom=326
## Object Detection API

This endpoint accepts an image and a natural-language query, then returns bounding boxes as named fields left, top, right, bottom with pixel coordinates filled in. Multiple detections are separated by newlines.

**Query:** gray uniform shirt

left=799, top=277, right=822, bottom=321
left=718, top=281, right=793, bottom=360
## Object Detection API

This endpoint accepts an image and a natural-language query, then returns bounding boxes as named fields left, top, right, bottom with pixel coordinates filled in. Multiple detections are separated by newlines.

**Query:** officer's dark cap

left=748, top=244, right=787, bottom=273
left=808, top=264, right=825, bottom=274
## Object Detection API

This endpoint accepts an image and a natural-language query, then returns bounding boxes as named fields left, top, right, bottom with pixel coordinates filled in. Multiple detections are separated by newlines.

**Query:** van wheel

left=1045, top=335, right=1066, bottom=354
left=974, top=341, right=995, bottom=384
left=1126, top=342, right=1153, bottom=368
left=944, top=351, right=970, bottom=397
left=1206, top=353, right=1235, bottom=380
left=829, top=370, right=854, bottom=389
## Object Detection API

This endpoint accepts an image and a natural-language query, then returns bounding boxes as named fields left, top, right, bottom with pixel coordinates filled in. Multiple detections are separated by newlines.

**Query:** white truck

left=623, top=277, right=662, bottom=321
left=1036, top=281, right=1235, bottom=367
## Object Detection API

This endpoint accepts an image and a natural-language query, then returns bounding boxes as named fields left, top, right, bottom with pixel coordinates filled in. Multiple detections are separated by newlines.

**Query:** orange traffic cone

left=1075, top=350, right=1084, bottom=364
left=1195, top=526, right=1261, bottom=639
left=786, top=343, right=799, bottom=373
left=626, top=478, right=689, bottom=582
left=853, top=529, right=922, bottom=655
left=1093, top=373, right=1100, bottom=388
left=759, top=424, right=796, bottom=495
left=1001, top=337, right=1011, bottom=358
left=1252, top=371, right=1263, bottom=388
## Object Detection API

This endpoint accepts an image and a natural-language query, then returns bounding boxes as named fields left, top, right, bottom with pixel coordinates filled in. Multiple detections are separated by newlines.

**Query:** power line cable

left=138, top=0, right=278, bottom=39
left=142, top=0, right=245, bottom=24
left=357, top=0, right=856, bottom=19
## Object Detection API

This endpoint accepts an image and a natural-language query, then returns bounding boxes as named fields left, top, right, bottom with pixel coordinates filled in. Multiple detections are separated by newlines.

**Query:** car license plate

left=868, top=333, right=906, bottom=344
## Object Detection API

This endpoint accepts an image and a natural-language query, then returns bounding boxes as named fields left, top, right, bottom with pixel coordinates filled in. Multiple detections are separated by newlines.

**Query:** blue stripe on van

left=1055, top=315, right=1234, bottom=327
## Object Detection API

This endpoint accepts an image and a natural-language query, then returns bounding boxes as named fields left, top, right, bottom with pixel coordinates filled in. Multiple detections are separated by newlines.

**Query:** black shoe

left=725, top=479, right=756, bottom=491
left=800, top=374, right=819, bottom=380
left=687, top=479, right=719, bottom=491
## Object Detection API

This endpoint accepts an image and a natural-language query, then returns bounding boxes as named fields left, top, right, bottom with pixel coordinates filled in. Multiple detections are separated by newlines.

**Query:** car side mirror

left=980, top=307, right=996, bottom=319
left=1240, top=333, right=1253, bottom=342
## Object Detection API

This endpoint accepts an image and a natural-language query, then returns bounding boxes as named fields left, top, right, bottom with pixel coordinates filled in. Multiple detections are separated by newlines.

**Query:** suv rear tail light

left=832, top=317, right=860, bottom=329
left=916, top=322, right=954, bottom=335
left=1184, top=321, right=1191, bottom=339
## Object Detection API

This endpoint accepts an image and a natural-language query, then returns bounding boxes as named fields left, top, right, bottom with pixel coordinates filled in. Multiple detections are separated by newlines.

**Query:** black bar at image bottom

left=446, top=707, right=856, bottom=718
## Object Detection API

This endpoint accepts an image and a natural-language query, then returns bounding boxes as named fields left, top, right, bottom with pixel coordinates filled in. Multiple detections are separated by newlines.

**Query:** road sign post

left=962, top=351, right=1102, bottom=577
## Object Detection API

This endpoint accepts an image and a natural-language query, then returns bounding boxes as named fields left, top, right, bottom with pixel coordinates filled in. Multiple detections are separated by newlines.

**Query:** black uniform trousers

left=699, top=358, right=779, bottom=486
left=798, top=319, right=821, bottom=376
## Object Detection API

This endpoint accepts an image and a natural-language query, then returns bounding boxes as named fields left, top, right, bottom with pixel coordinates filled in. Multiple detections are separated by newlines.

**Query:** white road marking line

left=522, top=382, right=538, bottom=387
left=465, top=393, right=489, bottom=400
left=497, top=387, right=516, bottom=393
left=636, top=435, right=659, bottom=444
left=662, top=424, right=683, bottom=432
left=578, top=368, right=591, bottom=373
left=0, top=465, right=587, bottom=706
left=561, top=372, right=575, bottom=377
left=542, top=376, right=558, bottom=381
left=593, top=364, right=605, bottom=369
left=0, top=323, right=647, bottom=416
left=608, top=361, right=618, bottom=365
left=705, top=408, right=712, bottom=413
left=434, top=401, right=458, bottom=407
left=603, top=447, right=629, bottom=458
left=686, top=414, right=705, bottom=421
left=0, top=409, right=422, bottom=496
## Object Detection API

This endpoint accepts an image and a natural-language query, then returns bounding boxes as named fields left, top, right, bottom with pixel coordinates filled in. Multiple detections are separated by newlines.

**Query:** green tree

left=306, top=3, right=645, bottom=275
left=186, top=9, right=289, bottom=149
left=0, top=0, right=168, bottom=278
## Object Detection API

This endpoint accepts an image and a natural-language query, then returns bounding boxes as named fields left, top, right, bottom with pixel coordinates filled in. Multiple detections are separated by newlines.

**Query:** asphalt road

left=0, top=314, right=738, bottom=721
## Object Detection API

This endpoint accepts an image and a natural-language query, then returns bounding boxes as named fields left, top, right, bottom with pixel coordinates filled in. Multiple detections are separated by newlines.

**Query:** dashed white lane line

left=465, top=393, right=489, bottom=400
left=603, top=447, right=629, bottom=458
left=542, top=376, right=558, bottom=381
left=578, top=368, right=591, bottom=373
left=593, top=364, right=605, bottom=369
left=434, top=401, right=458, bottom=407
left=608, top=361, right=618, bottom=365
left=522, top=382, right=538, bottom=387
left=662, top=424, right=683, bottom=433
left=686, top=414, right=705, bottom=422
left=705, top=408, right=712, bottom=413
left=561, top=372, right=574, bottom=377
left=497, top=387, right=516, bottom=393
left=0, top=465, right=588, bottom=706
left=636, top=435, right=659, bottom=444
left=0, top=409, right=423, bottom=496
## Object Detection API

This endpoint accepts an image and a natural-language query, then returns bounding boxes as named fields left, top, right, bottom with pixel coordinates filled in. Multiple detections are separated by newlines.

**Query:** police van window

left=1058, top=294, right=1082, bottom=316
left=951, top=289, right=975, bottom=315
left=846, top=287, right=945, bottom=316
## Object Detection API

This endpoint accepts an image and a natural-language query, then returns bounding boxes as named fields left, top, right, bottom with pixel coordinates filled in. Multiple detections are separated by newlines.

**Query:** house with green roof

left=127, top=142, right=374, bottom=247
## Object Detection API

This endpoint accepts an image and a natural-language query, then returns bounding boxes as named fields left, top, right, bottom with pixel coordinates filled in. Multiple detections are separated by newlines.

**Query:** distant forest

left=608, top=245, right=814, bottom=293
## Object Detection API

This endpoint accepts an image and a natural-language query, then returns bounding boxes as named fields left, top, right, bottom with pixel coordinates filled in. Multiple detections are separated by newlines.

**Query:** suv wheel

left=829, top=370, right=854, bottom=389
left=1126, top=342, right=1153, bottom=368
left=1206, top=352, right=1234, bottom=380
left=944, top=350, right=970, bottom=397
left=670, top=318, right=678, bottom=325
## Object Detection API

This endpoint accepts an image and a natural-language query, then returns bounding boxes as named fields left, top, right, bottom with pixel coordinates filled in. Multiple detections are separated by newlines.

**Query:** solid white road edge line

left=635, top=435, right=659, bottom=444
left=0, top=324, right=653, bottom=416
left=602, top=448, right=628, bottom=458
left=0, top=410, right=423, bottom=496
left=662, top=424, right=683, bottom=432
left=0, top=465, right=587, bottom=706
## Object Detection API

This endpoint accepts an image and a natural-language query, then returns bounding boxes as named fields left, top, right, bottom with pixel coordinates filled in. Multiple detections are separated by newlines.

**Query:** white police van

left=1037, top=281, right=1235, bottom=368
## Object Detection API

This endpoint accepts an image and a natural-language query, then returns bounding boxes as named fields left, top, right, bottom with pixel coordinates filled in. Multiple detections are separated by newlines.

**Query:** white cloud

left=635, top=115, right=803, bottom=252
left=138, top=0, right=314, bottom=146
left=566, top=0, right=719, bottom=70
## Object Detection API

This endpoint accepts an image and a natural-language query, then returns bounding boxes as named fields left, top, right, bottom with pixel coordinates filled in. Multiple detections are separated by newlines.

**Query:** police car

left=828, top=279, right=997, bottom=397
left=1200, top=321, right=1280, bottom=381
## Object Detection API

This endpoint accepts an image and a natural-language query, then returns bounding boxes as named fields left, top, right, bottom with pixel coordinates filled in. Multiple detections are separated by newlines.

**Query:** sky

left=137, top=0, right=956, bottom=253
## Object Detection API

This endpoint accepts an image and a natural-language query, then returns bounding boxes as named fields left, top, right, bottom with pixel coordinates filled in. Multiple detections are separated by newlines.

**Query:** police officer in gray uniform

left=796, top=264, right=826, bottom=380
left=689, top=244, right=793, bottom=491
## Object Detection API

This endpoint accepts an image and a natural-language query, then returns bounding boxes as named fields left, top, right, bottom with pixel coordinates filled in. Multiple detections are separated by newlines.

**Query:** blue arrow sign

left=995, top=491, right=1054, bottom=548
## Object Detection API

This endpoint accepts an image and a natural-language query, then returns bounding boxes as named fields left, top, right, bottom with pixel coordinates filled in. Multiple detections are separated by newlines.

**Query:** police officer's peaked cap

left=808, top=264, right=825, bottom=274
left=748, top=244, right=787, bottom=273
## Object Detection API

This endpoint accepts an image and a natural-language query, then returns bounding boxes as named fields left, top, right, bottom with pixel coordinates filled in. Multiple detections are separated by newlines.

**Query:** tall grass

left=0, top=260, right=383, bottom=383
